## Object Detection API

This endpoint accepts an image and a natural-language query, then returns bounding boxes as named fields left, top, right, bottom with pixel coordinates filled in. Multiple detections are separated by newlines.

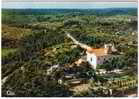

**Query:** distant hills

left=2, top=8, right=137, bottom=16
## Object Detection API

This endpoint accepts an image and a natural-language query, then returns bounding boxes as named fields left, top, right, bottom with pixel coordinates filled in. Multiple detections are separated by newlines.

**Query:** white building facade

left=86, top=52, right=97, bottom=69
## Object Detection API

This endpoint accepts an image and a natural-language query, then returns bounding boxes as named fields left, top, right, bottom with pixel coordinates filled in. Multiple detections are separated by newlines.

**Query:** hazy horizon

left=2, top=2, right=137, bottom=9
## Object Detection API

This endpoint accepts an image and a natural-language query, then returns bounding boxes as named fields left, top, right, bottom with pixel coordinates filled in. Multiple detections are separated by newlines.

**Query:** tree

left=98, top=57, right=126, bottom=71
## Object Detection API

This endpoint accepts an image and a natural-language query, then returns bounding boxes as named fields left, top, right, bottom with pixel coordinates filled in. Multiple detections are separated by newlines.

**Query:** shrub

left=97, top=57, right=126, bottom=71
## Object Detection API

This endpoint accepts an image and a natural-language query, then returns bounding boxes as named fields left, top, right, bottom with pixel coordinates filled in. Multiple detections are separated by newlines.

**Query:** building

left=74, top=44, right=118, bottom=69
left=86, top=44, right=117, bottom=69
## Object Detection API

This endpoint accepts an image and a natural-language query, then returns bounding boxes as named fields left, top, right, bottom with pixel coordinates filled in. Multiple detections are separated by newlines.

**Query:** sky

left=2, top=0, right=137, bottom=2
left=2, top=2, right=137, bottom=9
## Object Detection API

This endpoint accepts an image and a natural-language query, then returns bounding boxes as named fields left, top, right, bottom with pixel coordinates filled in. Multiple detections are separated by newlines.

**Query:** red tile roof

left=86, top=47, right=108, bottom=56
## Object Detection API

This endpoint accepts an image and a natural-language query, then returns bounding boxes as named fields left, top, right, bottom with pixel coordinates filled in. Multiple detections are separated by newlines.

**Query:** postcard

left=1, top=0, right=138, bottom=97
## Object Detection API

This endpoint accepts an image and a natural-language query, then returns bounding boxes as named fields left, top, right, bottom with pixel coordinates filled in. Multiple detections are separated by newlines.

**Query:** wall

left=86, top=52, right=97, bottom=69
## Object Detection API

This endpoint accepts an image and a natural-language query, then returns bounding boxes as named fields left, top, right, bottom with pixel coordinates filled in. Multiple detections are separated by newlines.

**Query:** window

left=98, top=57, right=100, bottom=60
left=91, top=58, right=92, bottom=62
left=104, top=58, right=106, bottom=61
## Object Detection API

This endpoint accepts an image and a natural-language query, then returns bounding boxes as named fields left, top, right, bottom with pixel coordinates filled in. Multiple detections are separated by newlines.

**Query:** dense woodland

left=2, top=8, right=137, bottom=97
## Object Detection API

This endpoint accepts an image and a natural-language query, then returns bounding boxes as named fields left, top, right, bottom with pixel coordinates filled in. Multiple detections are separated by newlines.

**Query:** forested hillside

left=2, top=8, right=137, bottom=97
